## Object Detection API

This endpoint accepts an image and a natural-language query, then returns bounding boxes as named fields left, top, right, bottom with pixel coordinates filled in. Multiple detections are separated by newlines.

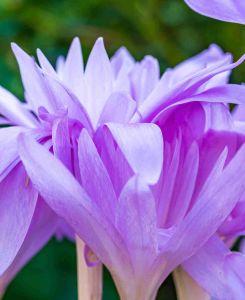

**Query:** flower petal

left=0, top=198, right=57, bottom=292
left=52, top=116, right=72, bottom=171
left=98, top=92, right=136, bottom=125
left=116, top=175, right=157, bottom=262
left=62, top=37, right=85, bottom=102
left=0, top=86, right=38, bottom=128
left=137, top=55, right=245, bottom=121
left=84, top=38, right=113, bottom=127
left=0, top=127, right=27, bottom=181
left=36, top=49, right=56, bottom=75
left=0, top=164, right=38, bottom=275
left=78, top=129, right=117, bottom=219
left=183, top=235, right=245, bottom=300
left=18, top=133, right=129, bottom=271
left=105, top=123, right=163, bottom=185
left=166, top=144, right=245, bottom=264
left=184, top=0, right=245, bottom=25
left=11, top=43, right=56, bottom=113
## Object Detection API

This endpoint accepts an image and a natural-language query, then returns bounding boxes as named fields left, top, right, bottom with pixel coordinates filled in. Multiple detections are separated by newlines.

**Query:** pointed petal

left=170, top=44, right=232, bottom=86
left=0, top=86, right=38, bottom=127
left=166, top=144, right=245, bottom=263
left=0, top=164, right=38, bottom=275
left=111, top=46, right=134, bottom=77
left=111, top=47, right=135, bottom=95
left=78, top=129, right=117, bottom=219
left=84, top=38, right=113, bottom=127
left=130, top=55, right=160, bottom=104
left=18, top=134, right=128, bottom=271
left=63, top=37, right=85, bottom=101
left=166, top=142, right=199, bottom=226
left=43, top=73, right=93, bottom=133
left=11, top=43, right=56, bottom=113
left=105, top=123, right=163, bottom=185
left=36, top=49, right=56, bottom=75
left=137, top=55, right=245, bottom=122
left=184, top=0, right=245, bottom=25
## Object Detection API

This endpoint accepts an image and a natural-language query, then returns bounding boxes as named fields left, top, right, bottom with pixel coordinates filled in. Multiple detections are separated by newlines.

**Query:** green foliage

left=1, top=1, right=244, bottom=299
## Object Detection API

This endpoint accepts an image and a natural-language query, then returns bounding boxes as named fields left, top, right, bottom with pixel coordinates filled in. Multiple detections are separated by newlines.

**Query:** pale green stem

left=76, top=236, right=103, bottom=300
left=173, top=267, right=210, bottom=300
left=112, top=272, right=158, bottom=300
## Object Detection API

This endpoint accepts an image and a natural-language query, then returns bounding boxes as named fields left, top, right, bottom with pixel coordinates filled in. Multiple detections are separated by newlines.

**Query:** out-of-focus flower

left=1, top=37, right=245, bottom=297
left=184, top=0, right=245, bottom=24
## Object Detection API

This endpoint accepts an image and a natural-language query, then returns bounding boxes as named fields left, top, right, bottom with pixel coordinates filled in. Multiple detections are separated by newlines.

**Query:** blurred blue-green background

left=1, top=0, right=244, bottom=299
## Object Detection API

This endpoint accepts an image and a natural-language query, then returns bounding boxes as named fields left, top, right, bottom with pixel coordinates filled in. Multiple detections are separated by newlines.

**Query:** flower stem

left=112, top=273, right=157, bottom=300
left=76, top=236, right=103, bottom=300
left=173, top=267, right=210, bottom=300
left=0, top=279, right=5, bottom=300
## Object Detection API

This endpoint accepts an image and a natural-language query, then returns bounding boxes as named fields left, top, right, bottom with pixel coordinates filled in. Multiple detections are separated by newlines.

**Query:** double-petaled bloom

left=0, top=36, right=245, bottom=299
left=19, top=100, right=245, bottom=300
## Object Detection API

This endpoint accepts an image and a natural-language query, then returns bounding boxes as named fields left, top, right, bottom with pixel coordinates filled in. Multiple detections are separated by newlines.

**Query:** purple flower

left=20, top=86, right=245, bottom=299
left=1, top=36, right=245, bottom=298
left=184, top=0, right=245, bottom=24
left=18, top=110, right=245, bottom=299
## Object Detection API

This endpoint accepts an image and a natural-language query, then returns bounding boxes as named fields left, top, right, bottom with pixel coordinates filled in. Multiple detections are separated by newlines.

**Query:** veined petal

left=233, top=104, right=245, bottom=121
left=111, top=46, right=135, bottom=77
left=0, top=198, right=57, bottom=292
left=98, top=92, right=136, bottom=125
left=52, top=116, right=72, bottom=171
left=182, top=84, right=245, bottom=106
left=36, top=49, right=56, bottom=75
left=116, top=175, right=157, bottom=268
left=166, top=144, right=245, bottom=264
left=105, top=123, right=163, bottom=185
left=183, top=235, right=245, bottom=300
left=130, top=56, right=160, bottom=104
left=84, top=37, right=113, bottom=127
left=137, top=55, right=245, bottom=121
left=18, top=134, right=129, bottom=272
left=0, top=164, right=38, bottom=275
left=11, top=43, right=56, bottom=113
left=184, top=0, right=245, bottom=25
left=202, top=102, right=233, bottom=132
left=63, top=37, right=85, bottom=102
left=42, top=73, right=93, bottom=133
left=78, top=129, right=117, bottom=219
left=111, top=47, right=135, bottom=95
left=166, top=142, right=199, bottom=227
left=0, top=86, right=38, bottom=128
left=0, top=127, right=27, bottom=181
left=169, top=44, right=232, bottom=87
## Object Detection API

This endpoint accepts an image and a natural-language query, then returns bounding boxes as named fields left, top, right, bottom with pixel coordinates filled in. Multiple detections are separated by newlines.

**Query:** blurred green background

left=1, top=0, right=244, bottom=299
